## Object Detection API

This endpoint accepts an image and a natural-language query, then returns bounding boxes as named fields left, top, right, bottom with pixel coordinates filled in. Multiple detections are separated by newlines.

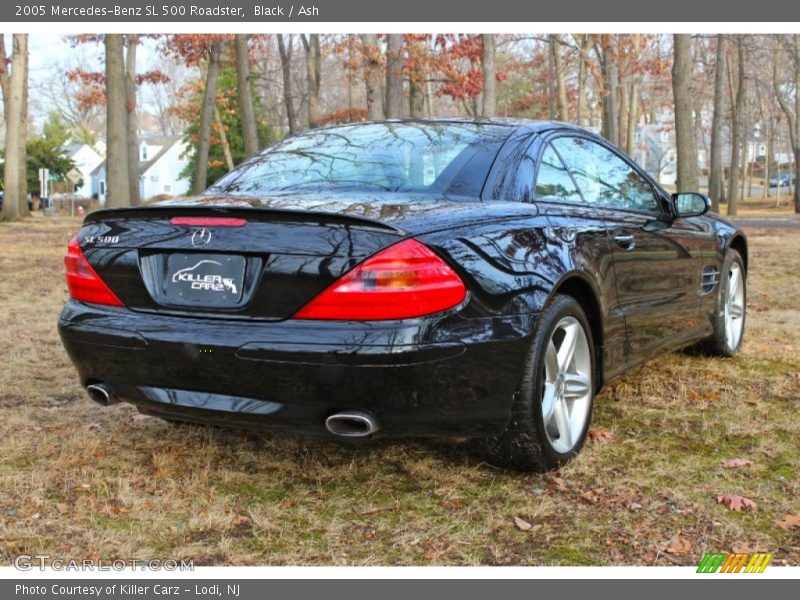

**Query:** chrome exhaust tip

left=86, top=383, right=115, bottom=406
left=325, top=411, right=380, bottom=437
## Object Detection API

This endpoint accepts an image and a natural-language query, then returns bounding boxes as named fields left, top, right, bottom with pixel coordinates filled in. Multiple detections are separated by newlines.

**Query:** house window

left=99, top=181, right=105, bottom=194
left=141, top=145, right=148, bottom=161
left=164, top=184, right=171, bottom=193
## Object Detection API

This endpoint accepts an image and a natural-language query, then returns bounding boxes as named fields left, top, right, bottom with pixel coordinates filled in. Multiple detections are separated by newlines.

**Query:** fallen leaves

left=688, top=389, right=720, bottom=402
left=548, top=476, right=570, bottom=493
left=232, top=515, right=251, bottom=527
left=715, top=493, right=758, bottom=512
left=513, top=516, right=542, bottom=533
left=731, top=541, right=769, bottom=554
left=665, top=534, right=692, bottom=554
left=775, top=514, right=800, bottom=531
left=513, top=516, right=532, bottom=530
left=720, top=458, right=756, bottom=469
left=587, top=428, right=614, bottom=444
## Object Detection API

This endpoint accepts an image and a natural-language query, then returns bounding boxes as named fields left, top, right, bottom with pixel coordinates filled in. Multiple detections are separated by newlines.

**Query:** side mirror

left=672, top=192, right=710, bottom=218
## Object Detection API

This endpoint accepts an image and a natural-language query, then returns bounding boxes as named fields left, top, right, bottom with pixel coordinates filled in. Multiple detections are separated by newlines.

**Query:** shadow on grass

left=161, top=415, right=496, bottom=472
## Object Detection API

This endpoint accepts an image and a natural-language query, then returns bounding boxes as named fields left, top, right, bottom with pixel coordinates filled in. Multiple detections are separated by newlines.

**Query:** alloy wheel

left=541, top=316, right=593, bottom=453
left=724, top=263, right=745, bottom=351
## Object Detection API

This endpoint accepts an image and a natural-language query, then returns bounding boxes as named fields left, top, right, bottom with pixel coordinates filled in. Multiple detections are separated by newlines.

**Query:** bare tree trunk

left=709, top=35, right=726, bottom=212
left=795, top=145, right=800, bottom=213
left=18, top=36, right=29, bottom=215
left=550, top=35, right=568, bottom=122
left=765, top=118, right=773, bottom=200
left=192, top=41, right=222, bottom=195
left=672, top=34, right=699, bottom=192
left=741, top=102, right=749, bottom=200
left=385, top=34, right=404, bottom=118
left=626, top=76, right=639, bottom=156
left=214, top=106, right=235, bottom=172
left=407, top=37, right=426, bottom=118
left=360, top=34, right=384, bottom=120
left=0, top=34, right=28, bottom=221
left=618, top=73, right=629, bottom=153
left=694, top=97, right=710, bottom=196
left=596, top=38, right=618, bottom=146
left=727, top=38, right=746, bottom=217
left=125, top=35, right=140, bottom=206
left=235, top=34, right=260, bottom=156
left=105, top=34, right=131, bottom=208
left=0, top=35, right=9, bottom=145
left=606, top=61, right=619, bottom=146
left=791, top=36, right=800, bottom=212
left=576, top=35, right=589, bottom=126
left=547, top=36, right=556, bottom=119
left=481, top=34, right=497, bottom=118
left=301, top=34, right=321, bottom=128
left=773, top=33, right=800, bottom=214
left=277, top=34, right=298, bottom=135
left=409, top=80, right=424, bottom=117
left=348, top=35, right=356, bottom=112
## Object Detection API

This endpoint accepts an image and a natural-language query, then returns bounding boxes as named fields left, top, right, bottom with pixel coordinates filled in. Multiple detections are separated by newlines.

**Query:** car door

left=550, top=135, right=706, bottom=365
left=519, top=138, right=628, bottom=380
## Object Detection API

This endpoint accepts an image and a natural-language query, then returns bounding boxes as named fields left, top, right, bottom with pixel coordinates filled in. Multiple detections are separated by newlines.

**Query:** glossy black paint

left=58, top=119, right=747, bottom=439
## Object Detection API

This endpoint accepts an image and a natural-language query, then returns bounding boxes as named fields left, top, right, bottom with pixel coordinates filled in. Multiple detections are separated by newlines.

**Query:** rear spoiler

left=83, top=203, right=405, bottom=235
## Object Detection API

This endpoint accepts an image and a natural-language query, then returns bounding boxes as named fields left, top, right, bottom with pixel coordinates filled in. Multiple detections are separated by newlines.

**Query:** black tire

left=478, top=295, right=595, bottom=471
left=706, top=249, right=746, bottom=357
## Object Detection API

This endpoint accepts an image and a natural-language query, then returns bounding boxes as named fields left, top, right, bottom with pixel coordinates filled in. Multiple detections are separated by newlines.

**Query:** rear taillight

left=64, top=235, right=123, bottom=307
left=294, top=239, right=466, bottom=320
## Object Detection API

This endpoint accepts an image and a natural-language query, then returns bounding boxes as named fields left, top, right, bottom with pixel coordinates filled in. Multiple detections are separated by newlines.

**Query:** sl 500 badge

left=83, top=235, right=119, bottom=244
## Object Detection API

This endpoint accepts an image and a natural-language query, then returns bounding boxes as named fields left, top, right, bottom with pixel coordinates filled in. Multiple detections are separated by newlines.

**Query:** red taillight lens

left=64, top=236, right=123, bottom=307
left=294, top=239, right=466, bottom=320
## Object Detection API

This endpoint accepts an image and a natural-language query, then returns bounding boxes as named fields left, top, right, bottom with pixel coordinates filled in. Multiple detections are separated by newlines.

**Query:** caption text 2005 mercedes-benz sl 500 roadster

left=59, top=120, right=747, bottom=471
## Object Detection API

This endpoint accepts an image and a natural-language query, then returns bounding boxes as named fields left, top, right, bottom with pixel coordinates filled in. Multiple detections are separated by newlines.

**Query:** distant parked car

left=769, top=173, right=796, bottom=187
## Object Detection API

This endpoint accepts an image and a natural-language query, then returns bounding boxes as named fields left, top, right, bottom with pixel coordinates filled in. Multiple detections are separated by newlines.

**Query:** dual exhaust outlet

left=324, top=411, right=380, bottom=438
left=86, top=383, right=379, bottom=438
left=86, top=383, right=116, bottom=406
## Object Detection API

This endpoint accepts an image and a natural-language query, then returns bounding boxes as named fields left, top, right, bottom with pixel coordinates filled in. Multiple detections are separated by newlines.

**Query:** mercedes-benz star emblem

left=191, top=228, right=212, bottom=248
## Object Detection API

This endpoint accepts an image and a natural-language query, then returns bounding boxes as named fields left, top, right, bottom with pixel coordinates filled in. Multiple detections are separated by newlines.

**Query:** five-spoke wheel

left=542, top=316, right=593, bottom=454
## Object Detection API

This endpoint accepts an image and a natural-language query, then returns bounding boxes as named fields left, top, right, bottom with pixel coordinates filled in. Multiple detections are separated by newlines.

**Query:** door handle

left=614, top=232, right=635, bottom=250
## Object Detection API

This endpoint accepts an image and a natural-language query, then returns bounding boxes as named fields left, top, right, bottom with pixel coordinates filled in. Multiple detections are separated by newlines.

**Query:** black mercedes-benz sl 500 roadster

left=59, top=119, right=747, bottom=470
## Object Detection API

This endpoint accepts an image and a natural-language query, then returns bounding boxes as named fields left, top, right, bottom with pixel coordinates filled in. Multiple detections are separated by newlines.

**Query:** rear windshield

left=208, top=122, right=511, bottom=198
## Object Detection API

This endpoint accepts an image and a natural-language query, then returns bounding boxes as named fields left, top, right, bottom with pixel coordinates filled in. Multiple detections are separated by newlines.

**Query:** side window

left=551, top=137, right=659, bottom=213
left=534, top=145, right=583, bottom=203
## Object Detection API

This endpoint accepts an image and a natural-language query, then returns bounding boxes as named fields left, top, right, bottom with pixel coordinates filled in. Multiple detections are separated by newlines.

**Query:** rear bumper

left=58, top=301, right=536, bottom=438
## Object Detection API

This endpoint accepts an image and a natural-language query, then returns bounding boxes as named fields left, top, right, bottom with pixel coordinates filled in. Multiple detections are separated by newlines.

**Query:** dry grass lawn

left=0, top=213, right=798, bottom=566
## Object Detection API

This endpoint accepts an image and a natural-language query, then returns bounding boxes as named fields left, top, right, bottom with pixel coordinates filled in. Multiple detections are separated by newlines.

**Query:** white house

left=90, top=161, right=106, bottom=201
left=633, top=122, right=678, bottom=186
left=64, top=142, right=104, bottom=198
left=92, top=135, right=191, bottom=204
left=137, top=136, right=192, bottom=200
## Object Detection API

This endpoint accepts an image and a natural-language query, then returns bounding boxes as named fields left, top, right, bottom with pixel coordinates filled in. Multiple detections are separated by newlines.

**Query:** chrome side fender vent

left=701, top=266, right=720, bottom=294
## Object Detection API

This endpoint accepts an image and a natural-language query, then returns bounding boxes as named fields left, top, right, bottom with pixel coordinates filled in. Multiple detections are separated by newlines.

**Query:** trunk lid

left=78, top=202, right=403, bottom=320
